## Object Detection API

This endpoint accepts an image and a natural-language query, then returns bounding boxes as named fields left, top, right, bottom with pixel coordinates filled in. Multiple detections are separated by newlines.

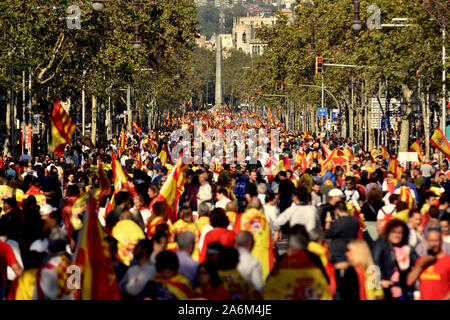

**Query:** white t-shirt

left=377, top=204, right=397, bottom=221
left=215, top=197, right=231, bottom=210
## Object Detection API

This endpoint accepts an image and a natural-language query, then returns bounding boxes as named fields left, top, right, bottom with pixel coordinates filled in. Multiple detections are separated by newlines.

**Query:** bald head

left=225, top=201, right=238, bottom=213
left=236, top=231, right=254, bottom=250
left=247, top=197, right=262, bottom=210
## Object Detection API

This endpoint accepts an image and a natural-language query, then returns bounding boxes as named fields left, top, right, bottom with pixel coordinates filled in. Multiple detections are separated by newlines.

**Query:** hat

left=39, top=203, right=57, bottom=216
left=328, top=188, right=345, bottom=198
left=9, top=162, right=14, bottom=166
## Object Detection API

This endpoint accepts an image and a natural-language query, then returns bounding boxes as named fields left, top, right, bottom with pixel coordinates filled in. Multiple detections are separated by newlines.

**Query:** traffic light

left=315, top=57, right=323, bottom=75
left=282, top=81, right=286, bottom=90
left=275, top=80, right=279, bottom=90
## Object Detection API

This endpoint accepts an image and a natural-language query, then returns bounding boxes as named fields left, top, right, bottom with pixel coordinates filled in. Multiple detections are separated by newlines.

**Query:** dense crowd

left=0, top=124, right=449, bottom=300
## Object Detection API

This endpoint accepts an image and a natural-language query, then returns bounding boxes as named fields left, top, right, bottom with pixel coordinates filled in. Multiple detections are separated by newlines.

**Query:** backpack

left=234, top=175, right=249, bottom=200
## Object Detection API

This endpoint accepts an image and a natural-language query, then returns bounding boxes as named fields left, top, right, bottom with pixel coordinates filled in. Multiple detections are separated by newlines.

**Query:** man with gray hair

left=236, top=231, right=263, bottom=295
left=257, top=183, right=267, bottom=206
left=175, top=231, right=199, bottom=287
left=197, top=172, right=213, bottom=207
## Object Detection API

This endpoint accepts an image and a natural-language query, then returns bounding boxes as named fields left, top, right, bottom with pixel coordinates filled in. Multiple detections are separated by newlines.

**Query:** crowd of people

left=0, top=117, right=449, bottom=300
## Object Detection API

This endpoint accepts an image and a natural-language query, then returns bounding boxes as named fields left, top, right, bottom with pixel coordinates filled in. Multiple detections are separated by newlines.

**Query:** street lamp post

left=351, top=1, right=363, bottom=35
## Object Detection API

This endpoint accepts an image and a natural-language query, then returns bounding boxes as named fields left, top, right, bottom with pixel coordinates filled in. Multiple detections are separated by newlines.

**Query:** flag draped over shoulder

left=74, top=194, right=121, bottom=300
left=263, top=250, right=332, bottom=300
left=154, top=159, right=185, bottom=223
left=51, top=100, right=76, bottom=157
left=430, top=128, right=450, bottom=158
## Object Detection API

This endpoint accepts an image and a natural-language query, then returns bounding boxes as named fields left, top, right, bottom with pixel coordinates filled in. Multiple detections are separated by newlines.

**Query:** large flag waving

left=154, top=159, right=185, bottom=223
left=409, top=140, right=423, bottom=164
left=388, top=157, right=404, bottom=180
left=51, top=100, right=76, bottom=157
left=74, top=194, right=121, bottom=300
left=111, top=151, right=129, bottom=190
left=430, top=128, right=450, bottom=158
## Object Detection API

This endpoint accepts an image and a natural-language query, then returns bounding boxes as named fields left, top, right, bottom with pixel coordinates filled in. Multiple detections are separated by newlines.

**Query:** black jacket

left=371, top=238, right=418, bottom=299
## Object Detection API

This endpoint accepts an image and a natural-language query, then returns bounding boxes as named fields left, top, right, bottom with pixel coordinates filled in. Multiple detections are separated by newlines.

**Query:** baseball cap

left=39, top=203, right=57, bottom=216
left=328, top=188, right=345, bottom=198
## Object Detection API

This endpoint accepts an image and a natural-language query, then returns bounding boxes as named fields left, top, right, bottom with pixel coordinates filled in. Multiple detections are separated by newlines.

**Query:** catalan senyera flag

left=132, top=121, right=143, bottom=137
left=388, top=157, right=404, bottom=180
left=152, top=273, right=193, bottom=300
left=409, top=140, right=423, bottom=164
left=51, top=100, right=76, bottom=157
left=430, top=128, right=450, bottom=158
left=74, top=194, right=121, bottom=300
left=78, top=135, right=96, bottom=150
left=154, top=159, right=185, bottom=223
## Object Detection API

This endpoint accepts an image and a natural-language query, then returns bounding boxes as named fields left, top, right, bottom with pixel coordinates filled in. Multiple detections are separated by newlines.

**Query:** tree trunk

left=91, top=96, right=97, bottom=145
left=398, top=84, right=414, bottom=153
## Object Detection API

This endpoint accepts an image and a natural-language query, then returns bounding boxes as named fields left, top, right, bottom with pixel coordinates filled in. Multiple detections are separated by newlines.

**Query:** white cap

left=39, top=203, right=57, bottom=216
left=328, top=188, right=345, bottom=198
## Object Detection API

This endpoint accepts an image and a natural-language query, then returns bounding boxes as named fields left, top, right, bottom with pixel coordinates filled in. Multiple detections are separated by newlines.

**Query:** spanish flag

left=97, top=158, right=112, bottom=203
left=153, top=159, right=185, bottom=223
left=74, top=194, right=121, bottom=300
left=158, top=144, right=172, bottom=164
left=409, top=140, right=423, bottom=164
left=238, top=208, right=275, bottom=282
left=51, top=100, right=76, bottom=157
left=267, top=108, right=275, bottom=124
left=8, top=269, right=39, bottom=300
left=430, top=128, right=450, bottom=158
left=61, top=192, right=89, bottom=240
left=380, top=145, right=390, bottom=160
left=388, top=157, right=404, bottom=180
left=263, top=250, right=332, bottom=300
left=119, top=126, right=126, bottom=157
left=294, top=150, right=308, bottom=172
left=111, top=151, right=129, bottom=190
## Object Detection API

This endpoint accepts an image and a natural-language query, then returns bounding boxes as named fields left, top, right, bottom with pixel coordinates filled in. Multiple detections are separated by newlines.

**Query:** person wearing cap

left=318, top=188, right=345, bottom=229
left=407, top=221, right=450, bottom=300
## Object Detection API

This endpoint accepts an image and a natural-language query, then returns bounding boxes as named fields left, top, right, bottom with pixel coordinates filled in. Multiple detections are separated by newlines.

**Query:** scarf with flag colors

left=51, top=100, right=76, bottom=157
left=73, top=193, right=121, bottom=299
left=152, top=273, right=193, bottom=300
left=153, top=159, right=185, bottom=223
left=430, top=128, right=450, bottom=159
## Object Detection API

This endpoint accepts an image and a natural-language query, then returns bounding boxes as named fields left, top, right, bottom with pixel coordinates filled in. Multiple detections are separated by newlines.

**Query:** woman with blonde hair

left=342, top=239, right=384, bottom=300
left=171, top=207, right=200, bottom=260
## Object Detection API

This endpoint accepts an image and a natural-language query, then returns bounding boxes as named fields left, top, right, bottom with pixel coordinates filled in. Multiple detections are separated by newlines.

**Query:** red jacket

left=199, top=227, right=236, bottom=263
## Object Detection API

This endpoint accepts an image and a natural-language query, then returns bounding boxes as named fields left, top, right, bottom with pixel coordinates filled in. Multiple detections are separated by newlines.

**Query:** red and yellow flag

left=132, top=121, right=143, bottom=137
left=154, top=159, right=185, bottom=223
left=409, top=140, right=423, bottom=164
left=111, top=151, right=129, bottom=190
left=74, top=194, right=121, bottom=300
left=119, top=126, right=127, bottom=157
left=152, top=273, right=193, bottom=300
left=430, top=128, right=450, bottom=159
left=380, top=145, right=390, bottom=160
left=51, top=100, right=76, bottom=157
left=388, top=157, right=404, bottom=180
left=158, top=144, right=172, bottom=164
left=97, top=158, right=112, bottom=203
left=263, top=250, right=332, bottom=300
left=294, top=150, right=308, bottom=172
left=267, top=108, right=275, bottom=124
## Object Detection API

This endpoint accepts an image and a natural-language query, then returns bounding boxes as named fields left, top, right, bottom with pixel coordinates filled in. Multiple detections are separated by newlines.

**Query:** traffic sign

left=318, top=108, right=327, bottom=117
